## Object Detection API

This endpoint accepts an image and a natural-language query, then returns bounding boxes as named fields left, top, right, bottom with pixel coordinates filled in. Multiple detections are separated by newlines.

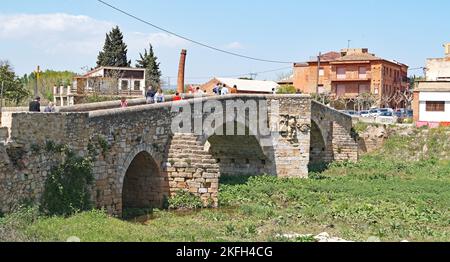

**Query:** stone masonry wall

left=272, top=97, right=311, bottom=178
left=0, top=113, right=89, bottom=213
left=311, top=101, right=358, bottom=163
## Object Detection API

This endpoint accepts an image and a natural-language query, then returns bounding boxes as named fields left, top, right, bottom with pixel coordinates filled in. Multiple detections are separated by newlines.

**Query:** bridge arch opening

left=122, top=151, right=168, bottom=214
left=204, top=121, right=271, bottom=177
left=309, top=120, right=330, bottom=169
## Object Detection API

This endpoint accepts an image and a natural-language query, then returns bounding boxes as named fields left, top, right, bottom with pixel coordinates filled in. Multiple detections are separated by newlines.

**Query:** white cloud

left=225, top=41, right=244, bottom=50
left=0, top=13, right=114, bottom=55
left=0, top=13, right=189, bottom=56
left=0, top=13, right=112, bottom=38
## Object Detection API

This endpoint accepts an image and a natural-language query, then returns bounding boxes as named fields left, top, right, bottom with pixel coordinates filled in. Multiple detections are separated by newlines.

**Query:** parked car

left=378, top=111, right=398, bottom=123
left=359, top=110, right=370, bottom=117
left=369, top=108, right=381, bottom=117
left=406, top=110, right=413, bottom=118
left=345, top=110, right=359, bottom=116
left=379, top=108, right=394, bottom=114
left=395, top=109, right=406, bottom=118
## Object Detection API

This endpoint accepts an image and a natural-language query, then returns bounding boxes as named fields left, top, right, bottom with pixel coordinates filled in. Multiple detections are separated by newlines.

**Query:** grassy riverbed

left=1, top=128, right=450, bottom=242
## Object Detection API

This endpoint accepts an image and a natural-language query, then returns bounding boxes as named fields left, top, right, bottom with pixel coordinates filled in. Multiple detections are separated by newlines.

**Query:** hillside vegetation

left=1, top=127, right=449, bottom=242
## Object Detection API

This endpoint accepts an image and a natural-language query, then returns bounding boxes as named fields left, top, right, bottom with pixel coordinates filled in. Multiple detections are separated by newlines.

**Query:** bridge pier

left=166, top=133, right=220, bottom=207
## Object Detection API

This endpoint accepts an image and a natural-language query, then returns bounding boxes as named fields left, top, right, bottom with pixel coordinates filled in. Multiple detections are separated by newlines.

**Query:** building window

left=359, top=67, right=367, bottom=79
left=319, top=67, right=324, bottom=77
left=337, top=67, right=346, bottom=80
left=359, top=84, right=370, bottom=94
left=426, top=101, right=445, bottom=112
left=121, top=80, right=129, bottom=90
left=318, top=85, right=325, bottom=94
left=88, top=79, right=95, bottom=89
left=134, top=81, right=141, bottom=91
left=336, top=84, right=346, bottom=96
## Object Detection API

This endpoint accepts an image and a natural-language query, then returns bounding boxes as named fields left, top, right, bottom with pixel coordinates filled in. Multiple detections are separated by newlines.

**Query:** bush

left=168, top=191, right=203, bottom=210
left=40, top=150, right=94, bottom=216
left=277, top=85, right=297, bottom=94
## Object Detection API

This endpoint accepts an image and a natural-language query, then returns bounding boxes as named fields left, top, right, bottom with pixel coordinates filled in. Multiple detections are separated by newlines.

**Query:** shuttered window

left=426, top=101, right=445, bottom=112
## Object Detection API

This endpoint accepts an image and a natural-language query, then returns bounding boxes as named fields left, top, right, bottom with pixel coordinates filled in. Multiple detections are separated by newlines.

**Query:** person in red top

left=120, top=97, right=128, bottom=108
left=173, top=92, right=182, bottom=101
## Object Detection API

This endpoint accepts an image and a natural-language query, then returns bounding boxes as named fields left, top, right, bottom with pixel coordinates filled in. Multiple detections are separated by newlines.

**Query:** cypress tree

left=96, top=26, right=131, bottom=67
left=136, top=43, right=162, bottom=88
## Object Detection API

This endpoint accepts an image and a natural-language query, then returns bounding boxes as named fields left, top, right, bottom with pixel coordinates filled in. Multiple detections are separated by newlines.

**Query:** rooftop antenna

left=249, top=72, right=257, bottom=80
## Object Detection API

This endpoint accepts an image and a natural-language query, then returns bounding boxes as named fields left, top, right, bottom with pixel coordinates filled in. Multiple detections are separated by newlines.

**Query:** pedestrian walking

left=173, top=92, right=182, bottom=101
left=146, top=86, right=156, bottom=104
left=221, top=85, right=229, bottom=95
left=120, top=97, right=128, bottom=108
left=44, top=102, right=55, bottom=113
left=29, top=97, right=41, bottom=112
left=155, top=89, right=165, bottom=103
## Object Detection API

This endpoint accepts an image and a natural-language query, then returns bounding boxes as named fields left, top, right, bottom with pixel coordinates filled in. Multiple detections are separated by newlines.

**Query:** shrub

left=168, top=190, right=203, bottom=210
left=277, top=85, right=297, bottom=94
left=40, top=150, right=94, bottom=216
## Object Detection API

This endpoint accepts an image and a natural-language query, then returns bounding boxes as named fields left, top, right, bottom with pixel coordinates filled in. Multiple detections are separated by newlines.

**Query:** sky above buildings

left=0, top=0, right=449, bottom=84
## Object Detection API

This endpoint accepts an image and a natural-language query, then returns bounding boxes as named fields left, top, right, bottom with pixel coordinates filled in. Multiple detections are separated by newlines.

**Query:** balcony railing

left=332, top=72, right=372, bottom=81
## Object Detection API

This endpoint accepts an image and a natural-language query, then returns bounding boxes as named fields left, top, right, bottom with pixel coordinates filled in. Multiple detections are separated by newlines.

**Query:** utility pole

left=316, top=52, right=321, bottom=94
left=34, top=65, right=40, bottom=98
left=348, top=40, right=351, bottom=49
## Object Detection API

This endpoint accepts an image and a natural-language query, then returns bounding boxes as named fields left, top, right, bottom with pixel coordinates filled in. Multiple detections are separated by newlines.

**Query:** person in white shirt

left=221, top=85, right=229, bottom=95
left=155, top=89, right=165, bottom=103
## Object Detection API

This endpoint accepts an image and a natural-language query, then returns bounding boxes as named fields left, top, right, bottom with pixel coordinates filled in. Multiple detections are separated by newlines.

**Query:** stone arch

left=309, top=119, right=331, bottom=164
left=201, top=120, right=275, bottom=176
left=118, top=144, right=169, bottom=215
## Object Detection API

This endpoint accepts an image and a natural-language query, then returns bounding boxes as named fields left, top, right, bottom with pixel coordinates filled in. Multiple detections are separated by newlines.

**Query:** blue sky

left=0, top=0, right=449, bottom=84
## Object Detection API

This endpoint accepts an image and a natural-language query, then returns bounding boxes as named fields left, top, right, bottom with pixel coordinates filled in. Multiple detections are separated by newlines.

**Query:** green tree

left=96, top=26, right=131, bottom=68
left=0, top=61, right=30, bottom=105
left=277, top=85, right=297, bottom=94
left=136, top=43, right=161, bottom=87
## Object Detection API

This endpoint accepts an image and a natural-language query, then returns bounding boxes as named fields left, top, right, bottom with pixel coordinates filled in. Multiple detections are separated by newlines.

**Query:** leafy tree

left=21, top=70, right=76, bottom=102
left=0, top=61, right=30, bottom=105
left=136, top=43, right=161, bottom=88
left=277, top=85, right=297, bottom=94
left=96, top=26, right=131, bottom=68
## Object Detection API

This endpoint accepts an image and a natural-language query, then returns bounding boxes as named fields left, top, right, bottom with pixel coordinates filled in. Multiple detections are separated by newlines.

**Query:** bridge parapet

left=311, top=101, right=358, bottom=163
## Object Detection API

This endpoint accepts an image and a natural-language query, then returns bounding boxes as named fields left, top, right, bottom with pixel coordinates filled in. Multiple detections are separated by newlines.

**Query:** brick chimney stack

left=177, top=49, right=187, bottom=94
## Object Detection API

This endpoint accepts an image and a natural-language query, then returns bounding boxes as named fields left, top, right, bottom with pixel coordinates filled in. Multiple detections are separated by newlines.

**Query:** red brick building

left=293, top=48, right=409, bottom=108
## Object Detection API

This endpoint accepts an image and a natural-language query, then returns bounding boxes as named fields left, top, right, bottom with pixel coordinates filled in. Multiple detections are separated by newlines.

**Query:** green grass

left=2, top=128, right=450, bottom=242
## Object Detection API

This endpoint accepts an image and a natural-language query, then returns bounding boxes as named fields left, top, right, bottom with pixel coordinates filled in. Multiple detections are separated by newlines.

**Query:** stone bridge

left=0, top=95, right=357, bottom=216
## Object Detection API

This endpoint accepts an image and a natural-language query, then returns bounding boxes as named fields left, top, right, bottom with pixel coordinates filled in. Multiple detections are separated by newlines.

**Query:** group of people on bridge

left=145, top=86, right=182, bottom=105
left=213, top=83, right=237, bottom=96
left=29, top=97, right=56, bottom=113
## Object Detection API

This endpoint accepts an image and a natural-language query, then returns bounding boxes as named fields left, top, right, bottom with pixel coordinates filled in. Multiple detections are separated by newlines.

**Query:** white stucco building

left=73, top=67, right=147, bottom=97
left=414, top=44, right=450, bottom=127
left=414, top=82, right=450, bottom=126
left=425, top=43, right=450, bottom=81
